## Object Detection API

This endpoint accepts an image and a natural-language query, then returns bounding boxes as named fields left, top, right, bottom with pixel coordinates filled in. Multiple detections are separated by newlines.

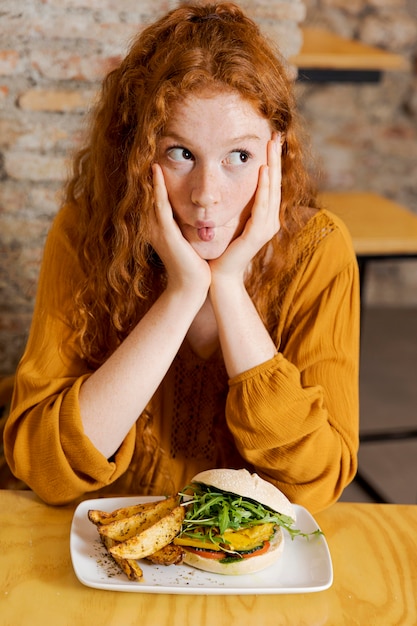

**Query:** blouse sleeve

left=4, top=207, right=136, bottom=505
left=225, top=218, right=360, bottom=514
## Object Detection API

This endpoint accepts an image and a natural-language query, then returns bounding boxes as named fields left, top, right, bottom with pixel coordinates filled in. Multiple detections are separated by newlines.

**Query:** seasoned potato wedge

left=99, top=532, right=144, bottom=581
left=109, top=505, right=185, bottom=560
left=97, top=496, right=179, bottom=542
left=88, top=498, right=165, bottom=526
left=145, top=543, right=185, bottom=566
left=88, top=497, right=185, bottom=582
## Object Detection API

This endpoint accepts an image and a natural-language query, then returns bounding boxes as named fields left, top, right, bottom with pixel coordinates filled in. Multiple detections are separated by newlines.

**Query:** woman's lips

left=196, top=221, right=216, bottom=242
left=197, top=227, right=215, bottom=241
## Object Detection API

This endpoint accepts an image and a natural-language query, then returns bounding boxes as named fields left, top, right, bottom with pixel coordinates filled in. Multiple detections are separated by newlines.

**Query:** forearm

left=209, top=278, right=277, bottom=378
left=79, top=287, right=206, bottom=458
left=226, top=353, right=358, bottom=512
left=5, top=371, right=135, bottom=505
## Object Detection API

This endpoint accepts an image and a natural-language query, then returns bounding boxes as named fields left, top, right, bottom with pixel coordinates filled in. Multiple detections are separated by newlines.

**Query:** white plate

left=70, top=496, right=333, bottom=595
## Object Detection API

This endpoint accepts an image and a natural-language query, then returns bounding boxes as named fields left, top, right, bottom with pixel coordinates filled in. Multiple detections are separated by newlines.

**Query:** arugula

left=178, top=482, right=322, bottom=545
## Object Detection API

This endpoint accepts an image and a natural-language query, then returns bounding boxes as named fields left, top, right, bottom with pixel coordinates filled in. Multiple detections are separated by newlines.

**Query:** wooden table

left=319, top=190, right=417, bottom=305
left=1, top=490, right=417, bottom=625
left=290, top=27, right=408, bottom=82
left=319, top=191, right=417, bottom=258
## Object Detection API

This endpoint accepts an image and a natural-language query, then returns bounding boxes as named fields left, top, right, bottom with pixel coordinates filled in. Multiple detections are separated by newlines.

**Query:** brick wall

left=0, top=0, right=306, bottom=376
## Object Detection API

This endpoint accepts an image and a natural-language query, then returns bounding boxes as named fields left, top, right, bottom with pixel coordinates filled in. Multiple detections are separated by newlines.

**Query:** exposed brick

left=0, top=181, right=29, bottom=215
left=321, top=0, right=367, bottom=13
left=44, top=0, right=175, bottom=11
left=0, top=86, right=10, bottom=111
left=18, top=88, right=97, bottom=112
left=261, top=20, right=304, bottom=58
left=0, top=118, right=25, bottom=149
left=12, top=124, right=69, bottom=151
left=368, top=0, right=407, bottom=7
left=0, top=180, right=61, bottom=217
left=0, top=116, right=84, bottom=153
left=30, top=186, right=62, bottom=216
left=30, top=49, right=122, bottom=82
left=359, top=10, right=417, bottom=53
left=4, top=151, right=68, bottom=182
left=1, top=213, right=50, bottom=245
left=1, top=13, right=143, bottom=51
left=237, top=0, right=306, bottom=22
left=0, top=50, right=20, bottom=76
left=408, top=77, right=417, bottom=117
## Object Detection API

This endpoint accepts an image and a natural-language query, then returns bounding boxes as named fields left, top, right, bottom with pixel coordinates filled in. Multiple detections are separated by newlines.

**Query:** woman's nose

left=190, top=163, right=220, bottom=209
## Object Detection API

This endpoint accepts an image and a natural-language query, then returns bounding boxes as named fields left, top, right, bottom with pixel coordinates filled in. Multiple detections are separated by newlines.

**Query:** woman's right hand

left=149, top=164, right=211, bottom=296
left=78, top=165, right=212, bottom=460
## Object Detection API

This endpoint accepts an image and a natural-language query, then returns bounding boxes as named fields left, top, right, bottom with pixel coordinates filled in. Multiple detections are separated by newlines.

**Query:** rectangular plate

left=70, top=496, right=333, bottom=595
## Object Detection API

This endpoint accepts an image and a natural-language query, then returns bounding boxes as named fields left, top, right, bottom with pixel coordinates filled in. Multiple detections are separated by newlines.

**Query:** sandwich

left=174, top=468, right=308, bottom=575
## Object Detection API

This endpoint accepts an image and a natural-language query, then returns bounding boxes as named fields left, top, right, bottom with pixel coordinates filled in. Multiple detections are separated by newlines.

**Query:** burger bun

left=191, top=468, right=296, bottom=521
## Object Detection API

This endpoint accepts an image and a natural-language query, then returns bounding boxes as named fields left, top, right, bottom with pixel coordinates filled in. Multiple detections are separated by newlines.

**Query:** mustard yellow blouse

left=4, top=205, right=360, bottom=512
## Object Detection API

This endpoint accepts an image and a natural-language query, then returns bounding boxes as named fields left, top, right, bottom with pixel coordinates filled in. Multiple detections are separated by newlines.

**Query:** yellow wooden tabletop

left=290, top=27, right=408, bottom=71
left=319, top=190, right=417, bottom=256
left=1, top=490, right=417, bottom=625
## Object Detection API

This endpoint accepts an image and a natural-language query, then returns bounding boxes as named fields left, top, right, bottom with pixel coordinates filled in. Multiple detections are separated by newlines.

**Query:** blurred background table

left=319, top=191, right=417, bottom=296
left=291, top=27, right=408, bottom=82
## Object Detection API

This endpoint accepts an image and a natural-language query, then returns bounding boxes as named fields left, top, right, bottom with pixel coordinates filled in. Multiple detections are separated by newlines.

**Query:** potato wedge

left=99, top=532, right=143, bottom=581
left=110, top=505, right=185, bottom=560
left=88, top=499, right=159, bottom=526
left=145, top=543, right=185, bottom=566
left=97, top=496, right=179, bottom=542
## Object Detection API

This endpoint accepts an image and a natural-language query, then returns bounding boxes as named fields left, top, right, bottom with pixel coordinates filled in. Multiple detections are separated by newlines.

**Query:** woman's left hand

left=209, top=132, right=282, bottom=281
left=208, top=133, right=282, bottom=377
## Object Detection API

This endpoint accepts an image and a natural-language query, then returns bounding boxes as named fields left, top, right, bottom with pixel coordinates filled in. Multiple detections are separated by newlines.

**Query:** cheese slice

left=174, top=536, right=222, bottom=551
left=174, top=522, right=275, bottom=552
left=222, top=523, right=275, bottom=550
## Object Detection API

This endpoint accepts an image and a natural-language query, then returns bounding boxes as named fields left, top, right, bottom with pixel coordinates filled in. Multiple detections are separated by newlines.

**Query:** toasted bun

left=191, top=468, right=296, bottom=521
left=182, top=527, right=285, bottom=575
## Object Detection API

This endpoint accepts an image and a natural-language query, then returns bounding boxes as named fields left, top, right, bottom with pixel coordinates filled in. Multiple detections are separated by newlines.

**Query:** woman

left=4, top=2, right=360, bottom=511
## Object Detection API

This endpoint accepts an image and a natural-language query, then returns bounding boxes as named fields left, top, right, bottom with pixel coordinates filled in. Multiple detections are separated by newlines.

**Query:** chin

left=191, top=240, right=230, bottom=261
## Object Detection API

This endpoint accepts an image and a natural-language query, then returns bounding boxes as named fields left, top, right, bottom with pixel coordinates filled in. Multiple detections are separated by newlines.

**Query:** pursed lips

left=195, top=220, right=216, bottom=242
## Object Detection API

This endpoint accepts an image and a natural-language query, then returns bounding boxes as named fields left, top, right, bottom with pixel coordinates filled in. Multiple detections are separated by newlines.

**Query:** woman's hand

left=149, top=164, right=211, bottom=295
left=79, top=164, right=212, bottom=459
left=208, top=133, right=282, bottom=377
left=209, top=133, right=282, bottom=282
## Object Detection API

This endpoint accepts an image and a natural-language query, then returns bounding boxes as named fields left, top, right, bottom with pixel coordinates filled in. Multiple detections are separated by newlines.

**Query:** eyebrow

left=160, top=132, right=264, bottom=145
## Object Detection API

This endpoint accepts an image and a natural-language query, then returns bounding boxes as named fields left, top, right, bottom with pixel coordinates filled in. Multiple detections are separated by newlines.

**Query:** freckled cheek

left=238, top=175, right=259, bottom=210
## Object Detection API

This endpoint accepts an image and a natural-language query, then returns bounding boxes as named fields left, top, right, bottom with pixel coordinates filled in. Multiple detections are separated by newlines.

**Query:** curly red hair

left=65, top=2, right=317, bottom=366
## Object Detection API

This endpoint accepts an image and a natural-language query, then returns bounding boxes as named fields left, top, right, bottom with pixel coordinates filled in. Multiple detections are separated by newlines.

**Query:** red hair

left=65, top=2, right=317, bottom=366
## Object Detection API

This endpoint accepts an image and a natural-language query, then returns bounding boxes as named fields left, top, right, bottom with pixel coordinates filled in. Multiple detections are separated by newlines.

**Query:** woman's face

left=156, top=90, right=273, bottom=260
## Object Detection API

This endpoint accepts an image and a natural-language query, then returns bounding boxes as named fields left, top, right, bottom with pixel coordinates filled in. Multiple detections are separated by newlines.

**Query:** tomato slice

left=186, top=547, right=225, bottom=560
left=186, top=541, right=270, bottom=561
left=241, top=540, right=270, bottom=559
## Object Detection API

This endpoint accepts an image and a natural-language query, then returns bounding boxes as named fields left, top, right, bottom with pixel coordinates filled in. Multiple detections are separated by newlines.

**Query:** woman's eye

left=167, top=147, right=194, bottom=162
left=227, top=150, right=251, bottom=165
